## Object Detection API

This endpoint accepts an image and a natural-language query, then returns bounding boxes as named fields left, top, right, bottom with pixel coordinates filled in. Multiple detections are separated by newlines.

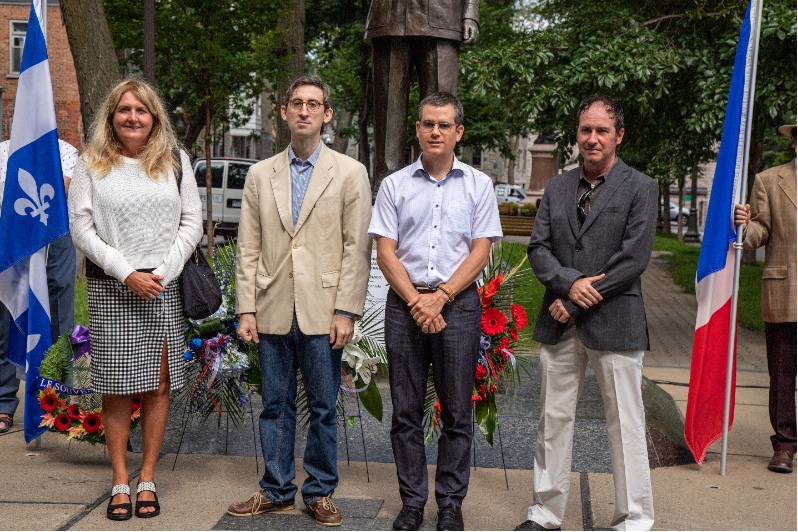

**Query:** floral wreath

left=425, top=242, right=532, bottom=445
left=37, top=327, right=141, bottom=444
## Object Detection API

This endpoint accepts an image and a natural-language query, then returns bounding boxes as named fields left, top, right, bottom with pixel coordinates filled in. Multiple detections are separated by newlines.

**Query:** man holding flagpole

left=683, top=0, right=764, bottom=471
left=0, top=0, right=71, bottom=442
left=734, top=123, right=796, bottom=474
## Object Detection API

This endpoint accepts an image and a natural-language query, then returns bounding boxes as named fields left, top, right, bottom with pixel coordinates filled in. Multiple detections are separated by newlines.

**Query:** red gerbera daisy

left=54, top=413, right=71, bottom=432
left=481, top=307, right=508, bottom=336
left=479, top=274, right=503, bottom=308
left=131, top=393, right=143, bottom=411
left=81, top=412, right=103, bottom=433
left=67, top=403, right=82, bottom=420
left=39, top=388, right=59, bottom=413
left=509, top=328, right=518, bottom=341
left=510, top=304, right=528, bottom=331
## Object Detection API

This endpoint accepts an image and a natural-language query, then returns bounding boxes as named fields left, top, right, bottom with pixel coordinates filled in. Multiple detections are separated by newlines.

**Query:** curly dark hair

left=576, top=94, right=624, bottom=133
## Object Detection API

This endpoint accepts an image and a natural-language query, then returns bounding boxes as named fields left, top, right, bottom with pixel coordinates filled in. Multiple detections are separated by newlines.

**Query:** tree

left=305, top=0, right=372, bottom=171
left=272, top=0, right=306, bottom=154
left=60, top=0, right=121, bottom=141
left=459, top=0, right=795, bottom=238
left=104, top=0, right=284, bottom=254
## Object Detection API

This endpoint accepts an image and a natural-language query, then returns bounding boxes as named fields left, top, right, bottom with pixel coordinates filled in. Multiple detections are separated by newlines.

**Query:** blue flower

left=189, top=337, right=204, bottom=352
left=183, top=350, right=193, bottom=362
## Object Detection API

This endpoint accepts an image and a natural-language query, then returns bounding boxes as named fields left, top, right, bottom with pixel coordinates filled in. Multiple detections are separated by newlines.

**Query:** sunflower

left=67, top=403, right=83, bottom=420
left=54, top=413, right=72, bottom=432
left=81, top=411, right=103, bottom=433
left=131, top=393, right=143, bottom=411
left=39, top=388, right=59, bottom=413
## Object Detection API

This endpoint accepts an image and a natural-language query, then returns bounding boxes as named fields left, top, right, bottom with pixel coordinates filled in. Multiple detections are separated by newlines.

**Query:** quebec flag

left=684, top=0, right=757, bottom=465
left=0, top=0, right=68, bottom=442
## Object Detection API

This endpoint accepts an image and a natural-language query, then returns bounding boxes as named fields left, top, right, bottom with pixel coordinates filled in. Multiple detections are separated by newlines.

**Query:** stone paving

left=1, top=242, right=791, bottom=531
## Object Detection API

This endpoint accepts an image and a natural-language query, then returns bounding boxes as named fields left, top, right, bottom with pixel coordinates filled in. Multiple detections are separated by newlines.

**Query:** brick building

left=0, top=0, right=81, bottom=148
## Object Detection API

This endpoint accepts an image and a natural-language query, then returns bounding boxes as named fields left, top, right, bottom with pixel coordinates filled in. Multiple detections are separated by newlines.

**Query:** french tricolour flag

left=684, top=0, right=757, bottom=465
left=0, top=0, right=68, bottom=442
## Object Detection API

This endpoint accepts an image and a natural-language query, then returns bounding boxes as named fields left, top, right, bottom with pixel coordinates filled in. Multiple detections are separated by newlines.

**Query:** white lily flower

left=342, top=342, right=380, bottom=386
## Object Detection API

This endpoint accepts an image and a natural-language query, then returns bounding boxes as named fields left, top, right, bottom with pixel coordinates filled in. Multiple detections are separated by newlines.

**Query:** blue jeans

left=257, top=314, right=342, bottom=505
left=0, top=302, right=20, bottom=416
left=386, top=286, right=481, bottom=509
left=46, top=234, right=76, bottom=339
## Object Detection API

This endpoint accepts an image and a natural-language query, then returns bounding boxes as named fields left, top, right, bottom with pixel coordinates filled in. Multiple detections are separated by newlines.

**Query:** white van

left=494, top=183, right=530, bottom=204
left=193, top=157, right=257, bottom=234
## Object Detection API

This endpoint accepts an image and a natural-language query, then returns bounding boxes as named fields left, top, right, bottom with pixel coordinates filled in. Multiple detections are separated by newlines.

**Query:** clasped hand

left=124, top=271, right=165, bottom=301
left=408, top=293, right=447, bottom=334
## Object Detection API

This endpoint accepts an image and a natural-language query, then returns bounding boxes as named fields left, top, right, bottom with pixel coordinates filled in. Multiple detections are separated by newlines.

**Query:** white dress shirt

left=368, top=155, right=502, bottom=287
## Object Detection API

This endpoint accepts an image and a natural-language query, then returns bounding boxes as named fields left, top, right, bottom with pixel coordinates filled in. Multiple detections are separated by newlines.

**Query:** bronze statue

left=366, top=0, right=480, bottom=182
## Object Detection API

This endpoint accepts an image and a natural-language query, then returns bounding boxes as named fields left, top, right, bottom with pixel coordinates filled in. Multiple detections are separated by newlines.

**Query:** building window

left=472, top=149, right=482, bottom=168
left=9, top=21, right=28, bottom=76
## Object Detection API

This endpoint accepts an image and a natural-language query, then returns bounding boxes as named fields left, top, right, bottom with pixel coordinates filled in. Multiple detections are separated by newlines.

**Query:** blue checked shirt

left=289, top=141, right=356, bottom=319
left=289, top=141, right=323, bottom=227
left=368, top=156, right=503, bottom=287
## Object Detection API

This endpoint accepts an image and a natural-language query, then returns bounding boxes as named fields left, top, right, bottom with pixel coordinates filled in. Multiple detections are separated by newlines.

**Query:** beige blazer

left=236, top=144, right=373, bottom=335
left=743, top=159, right=796, bottom=323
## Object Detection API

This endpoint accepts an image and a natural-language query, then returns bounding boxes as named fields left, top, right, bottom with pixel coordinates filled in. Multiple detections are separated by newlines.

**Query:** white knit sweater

left=68, top=150, right=203, bottom=286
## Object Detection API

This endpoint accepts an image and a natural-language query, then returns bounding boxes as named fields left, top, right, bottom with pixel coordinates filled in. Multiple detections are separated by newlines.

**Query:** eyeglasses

left=577, top=187, right=593, bottom=224
left=420, top=121, right=459, bottom=133
left=288, top=99, right=324, bottom=113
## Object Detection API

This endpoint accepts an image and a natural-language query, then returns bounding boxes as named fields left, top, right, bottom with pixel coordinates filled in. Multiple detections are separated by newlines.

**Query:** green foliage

left=103, top=0, right=286, bottom=148
left=39, top=332, right=72, bottom=383
left=474, top=393, right=497, bottom=446
left=74, top=276, right=88, bottom=327
left=653, top=234, right=764, bottom=334
left=458, top=0, right=796, bottom=185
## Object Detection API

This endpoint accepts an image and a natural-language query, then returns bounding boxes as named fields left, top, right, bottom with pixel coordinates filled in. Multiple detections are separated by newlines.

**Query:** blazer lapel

left=269, top=150, right=295, bottom=237
left=294, top=145, right=334, bottom=233
left=778, top=160, right=796, bottom=209
left=566, top=171, right=581, bottom=238
left=577, top=159, right=630, bottom=237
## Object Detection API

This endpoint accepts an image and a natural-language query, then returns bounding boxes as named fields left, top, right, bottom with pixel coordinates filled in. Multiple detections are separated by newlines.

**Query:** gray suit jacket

left=528, top=158, right=658, bottom=351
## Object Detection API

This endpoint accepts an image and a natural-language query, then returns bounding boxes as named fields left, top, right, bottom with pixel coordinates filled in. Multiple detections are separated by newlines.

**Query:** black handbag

left=173, top=149, right=223, bottom=319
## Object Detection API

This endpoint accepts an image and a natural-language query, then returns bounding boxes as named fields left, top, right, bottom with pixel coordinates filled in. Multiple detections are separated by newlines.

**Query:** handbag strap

left=172, top=147, right=199, bottom=261
left=172, top=147, right=183, bottom=192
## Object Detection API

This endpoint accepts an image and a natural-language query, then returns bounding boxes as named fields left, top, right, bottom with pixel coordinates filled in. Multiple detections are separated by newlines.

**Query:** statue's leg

left=372, top=37, right=411, bottom=183
left=417, top=38, right=461, bottom=97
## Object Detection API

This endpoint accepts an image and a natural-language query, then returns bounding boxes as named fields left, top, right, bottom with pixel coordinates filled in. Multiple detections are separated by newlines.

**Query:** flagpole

left=720, top=0, right=763, bottom=476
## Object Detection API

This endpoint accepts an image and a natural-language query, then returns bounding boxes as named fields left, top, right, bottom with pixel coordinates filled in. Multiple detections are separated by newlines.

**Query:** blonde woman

left=68, top=78, right=202, bottom=521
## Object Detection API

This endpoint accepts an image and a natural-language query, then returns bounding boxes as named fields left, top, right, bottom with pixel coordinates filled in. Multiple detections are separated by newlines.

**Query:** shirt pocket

left=444, top=200, right=473, bottom=237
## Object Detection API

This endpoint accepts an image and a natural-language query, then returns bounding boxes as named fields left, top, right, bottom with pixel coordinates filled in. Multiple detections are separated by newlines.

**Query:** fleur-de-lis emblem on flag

left=13, top=168, right=54, bottom=226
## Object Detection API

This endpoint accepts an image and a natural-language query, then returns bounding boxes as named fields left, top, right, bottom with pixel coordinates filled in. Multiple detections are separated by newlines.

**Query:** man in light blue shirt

left=369, top=92, right=502, bottom=531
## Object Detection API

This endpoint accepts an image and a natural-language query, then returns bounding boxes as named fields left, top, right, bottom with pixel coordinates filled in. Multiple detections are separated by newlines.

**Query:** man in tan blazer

left=229, top=75, right=372, bottom=526
left=735, top=123, right=797, bottom=474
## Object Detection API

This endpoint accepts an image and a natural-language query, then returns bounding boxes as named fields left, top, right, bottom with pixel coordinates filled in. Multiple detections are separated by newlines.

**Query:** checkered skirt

left=86, top=278, right=187, bottom=394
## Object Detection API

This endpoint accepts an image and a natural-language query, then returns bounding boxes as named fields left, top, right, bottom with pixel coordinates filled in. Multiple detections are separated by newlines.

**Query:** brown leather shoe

left=307, top=496, right=343, bottom=526
left=768, top=450, right=795, bottom=473
left=227, top=491, right=295, bottom=516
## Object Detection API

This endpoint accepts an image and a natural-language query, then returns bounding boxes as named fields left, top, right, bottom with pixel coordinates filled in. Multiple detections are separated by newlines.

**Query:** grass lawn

left=653, top=233, right=764, bottom=335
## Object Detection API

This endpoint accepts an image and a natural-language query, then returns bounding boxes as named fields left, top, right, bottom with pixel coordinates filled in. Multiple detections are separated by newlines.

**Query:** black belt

left=414, top=283, right=476, bottom=295
left=85, top=258, right=153, bottom=280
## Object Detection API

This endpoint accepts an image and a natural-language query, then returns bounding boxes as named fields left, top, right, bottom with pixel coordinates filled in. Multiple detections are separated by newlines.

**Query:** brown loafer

left=227, top=491, right=295, bottom=516
left=307, top=496, right=343, bottom=526
left=768, top=450, right=795, bottom=473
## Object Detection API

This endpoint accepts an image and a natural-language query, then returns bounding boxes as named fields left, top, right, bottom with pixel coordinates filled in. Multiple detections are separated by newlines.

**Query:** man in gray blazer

left=517, top=95, right=658, bottom=531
